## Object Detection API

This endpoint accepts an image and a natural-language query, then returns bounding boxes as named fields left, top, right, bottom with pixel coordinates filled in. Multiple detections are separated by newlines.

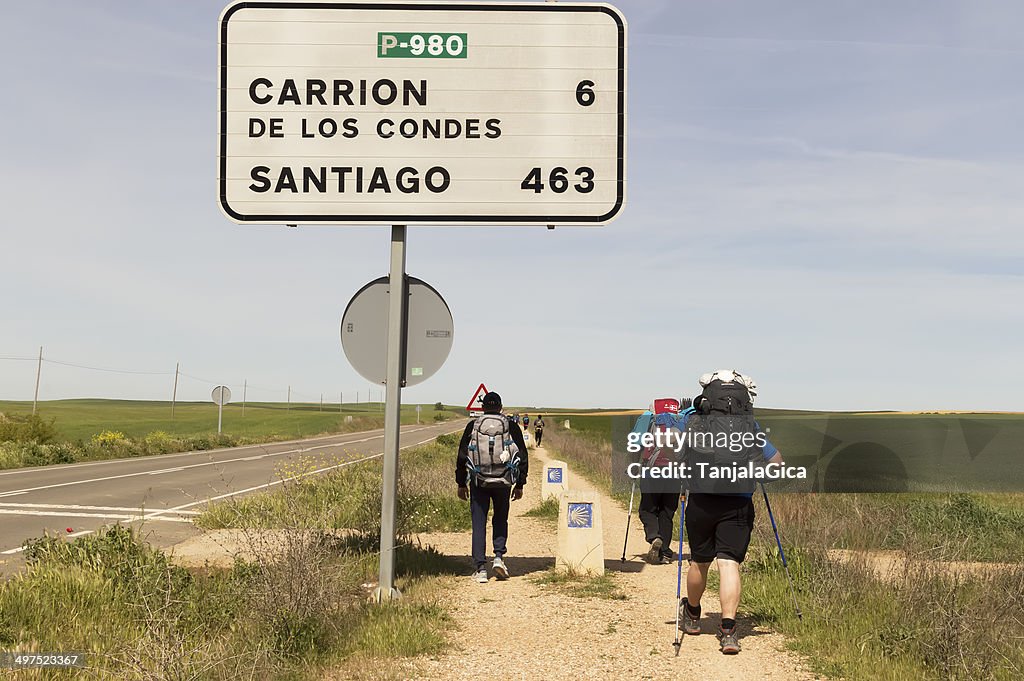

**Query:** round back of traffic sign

left=211, top=386, right=232, bottom=406
left=341, top=276, right=453, bottom=386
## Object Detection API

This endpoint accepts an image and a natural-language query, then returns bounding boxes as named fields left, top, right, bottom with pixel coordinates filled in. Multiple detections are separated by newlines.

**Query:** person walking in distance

left=456, top=392, right=529, bottom=583
left=533, top=415, right=545, bottom=446
left=639, top=400, right=682, bottom=564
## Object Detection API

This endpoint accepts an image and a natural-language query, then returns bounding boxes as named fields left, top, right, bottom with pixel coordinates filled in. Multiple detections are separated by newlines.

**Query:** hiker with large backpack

left=533, top=415, right=545, bottom=446
left=674, top=370, right=784, bottom=655
left=456, top=392, right=529, bottom=583
left=639, top=398, right=684, bottom=564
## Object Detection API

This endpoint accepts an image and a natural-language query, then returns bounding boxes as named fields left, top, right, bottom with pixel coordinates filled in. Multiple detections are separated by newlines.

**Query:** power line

left=2, top=350, right=367, bottom=406
left=178, top=371, right=224, bottom=384
left=42, top=358, right=173, bottom=376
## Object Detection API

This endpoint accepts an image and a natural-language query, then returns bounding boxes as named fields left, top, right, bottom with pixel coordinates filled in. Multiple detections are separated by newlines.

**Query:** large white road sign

left=218, top=1, right=626, bottom=225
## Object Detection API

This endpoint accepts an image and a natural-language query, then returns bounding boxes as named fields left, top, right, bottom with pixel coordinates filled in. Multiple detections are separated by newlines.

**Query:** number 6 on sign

left=576, top=80, right=595, bottom=106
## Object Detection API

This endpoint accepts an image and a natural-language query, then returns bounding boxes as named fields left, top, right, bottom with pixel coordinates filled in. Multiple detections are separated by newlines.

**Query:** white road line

left=0, top=503, right=201, bottom=515
left=0, top=491, right=27, bottom=498
left=148, top=467, right=185, bottom=475
left=0, top=440, right=371, bottom=496
left=0, top=425, right=435, bottom=477
left=0, top=509, right=193, bottom=523
left=0, top=426, right=444, bottom=493
left=0, top=425, right=442, bottom=496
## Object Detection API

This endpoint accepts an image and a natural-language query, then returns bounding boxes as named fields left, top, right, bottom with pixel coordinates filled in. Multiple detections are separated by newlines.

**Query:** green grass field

left=0, top=399, right=460, bottom=442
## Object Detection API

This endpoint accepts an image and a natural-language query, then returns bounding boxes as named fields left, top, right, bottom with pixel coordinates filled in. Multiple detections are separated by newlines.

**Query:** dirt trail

left=409, top=445, right=818, bottom=681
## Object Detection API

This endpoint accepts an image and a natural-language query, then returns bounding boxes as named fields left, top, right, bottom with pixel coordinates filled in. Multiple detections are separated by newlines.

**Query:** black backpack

left=683, top=379, right=762, bottom=494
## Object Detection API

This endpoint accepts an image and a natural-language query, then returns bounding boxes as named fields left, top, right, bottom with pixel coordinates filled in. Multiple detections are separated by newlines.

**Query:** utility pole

left=32, top=346, right=42, bottom=415
left=242, top=379, right=247, bottom=417
left=287, top=385, right=291, bottom=411
left=171, top=362, right=179, bottom=419
left=320, top=393, right=323, bottom=412
left=340, top=391, right=343, bottom=413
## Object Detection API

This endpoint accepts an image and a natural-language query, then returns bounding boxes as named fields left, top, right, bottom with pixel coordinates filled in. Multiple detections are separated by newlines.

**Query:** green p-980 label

left=378, top=32, right=467, bottom=58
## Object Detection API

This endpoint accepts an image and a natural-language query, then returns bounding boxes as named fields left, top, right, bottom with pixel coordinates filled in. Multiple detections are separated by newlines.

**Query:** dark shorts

left=684, top=493, right=755, bottom=563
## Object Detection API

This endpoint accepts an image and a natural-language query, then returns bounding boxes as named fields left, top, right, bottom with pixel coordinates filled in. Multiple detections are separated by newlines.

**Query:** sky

left=1, top=0, right=1022, bottom=411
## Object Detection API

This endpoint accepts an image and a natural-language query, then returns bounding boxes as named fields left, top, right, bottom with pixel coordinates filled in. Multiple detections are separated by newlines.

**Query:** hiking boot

left=661, top=547, right=676, bottom=564
left=718, top=625, right=740, bottom=654
left=474, top=568, right=488, bottom=584
left=492, top=556, right=510, bottom=580
left=646, top=538, right=663, bottom=564
left=679, top=598, right=701, bottom=635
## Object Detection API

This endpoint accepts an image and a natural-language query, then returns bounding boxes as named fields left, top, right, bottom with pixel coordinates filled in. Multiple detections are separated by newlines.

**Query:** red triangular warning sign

left=466, top=383, right=489, bottom=412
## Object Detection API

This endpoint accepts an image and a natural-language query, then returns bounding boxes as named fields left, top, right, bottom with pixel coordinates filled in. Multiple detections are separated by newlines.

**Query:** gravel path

left=410, top=445, right=820, bottom=680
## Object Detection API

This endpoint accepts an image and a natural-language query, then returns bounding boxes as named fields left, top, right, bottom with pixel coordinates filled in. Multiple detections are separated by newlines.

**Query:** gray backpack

left=466, top=414, right=520, bottom=488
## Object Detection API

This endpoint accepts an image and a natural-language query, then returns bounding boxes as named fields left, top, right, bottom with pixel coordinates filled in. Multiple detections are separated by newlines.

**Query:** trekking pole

left=760, top=482, right=802, bottom=620
left=672, top=489, right=687, bottom=655
left=620, top=481, right=636, bottom=562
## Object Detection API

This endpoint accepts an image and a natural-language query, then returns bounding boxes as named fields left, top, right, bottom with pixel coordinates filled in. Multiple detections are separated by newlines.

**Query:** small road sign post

left=340, top=266, right=453, bottom=602
left=212, top=386, right=232, bottom=434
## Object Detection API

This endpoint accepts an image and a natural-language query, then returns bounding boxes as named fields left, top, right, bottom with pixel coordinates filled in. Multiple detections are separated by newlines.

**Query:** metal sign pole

left=376, top=224, right=407, bottom=602
left=218, top=401, right=223, bottom=434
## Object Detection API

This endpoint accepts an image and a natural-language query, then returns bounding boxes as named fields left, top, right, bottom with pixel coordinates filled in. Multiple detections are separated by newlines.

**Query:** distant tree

left=434, top=402, right=444, bottom=411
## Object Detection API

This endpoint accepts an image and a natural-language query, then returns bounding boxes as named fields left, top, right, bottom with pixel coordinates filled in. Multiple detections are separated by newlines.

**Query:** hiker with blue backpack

left=670, top=370, right=785, bottom=655
left=639, top=398, right=684, bottom=564
left=456, top=392, right=529, bottom=583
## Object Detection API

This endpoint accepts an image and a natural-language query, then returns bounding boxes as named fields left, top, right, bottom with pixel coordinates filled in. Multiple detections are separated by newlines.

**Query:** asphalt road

left=0, top=420, right=462, bottom=573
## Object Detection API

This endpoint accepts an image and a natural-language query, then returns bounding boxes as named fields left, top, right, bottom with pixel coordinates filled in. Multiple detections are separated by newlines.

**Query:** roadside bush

left=0, top=441, right=78, bottom=469
left=23, top=526, right=190, bottom=599
left=0, top=413, right=59, bottom=444
left=142, top=430, right=176, bottom=454
left=3, top=526, right=270, bottom=679
left=435, top=432, right=460, bottom=448
left=92, top=430, right=128, bottom=447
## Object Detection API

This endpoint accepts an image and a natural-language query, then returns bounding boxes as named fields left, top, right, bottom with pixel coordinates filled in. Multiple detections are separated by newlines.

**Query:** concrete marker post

left=556, top=490, right=604, bottom=575
left=541, top=460, right=569, bottom=501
